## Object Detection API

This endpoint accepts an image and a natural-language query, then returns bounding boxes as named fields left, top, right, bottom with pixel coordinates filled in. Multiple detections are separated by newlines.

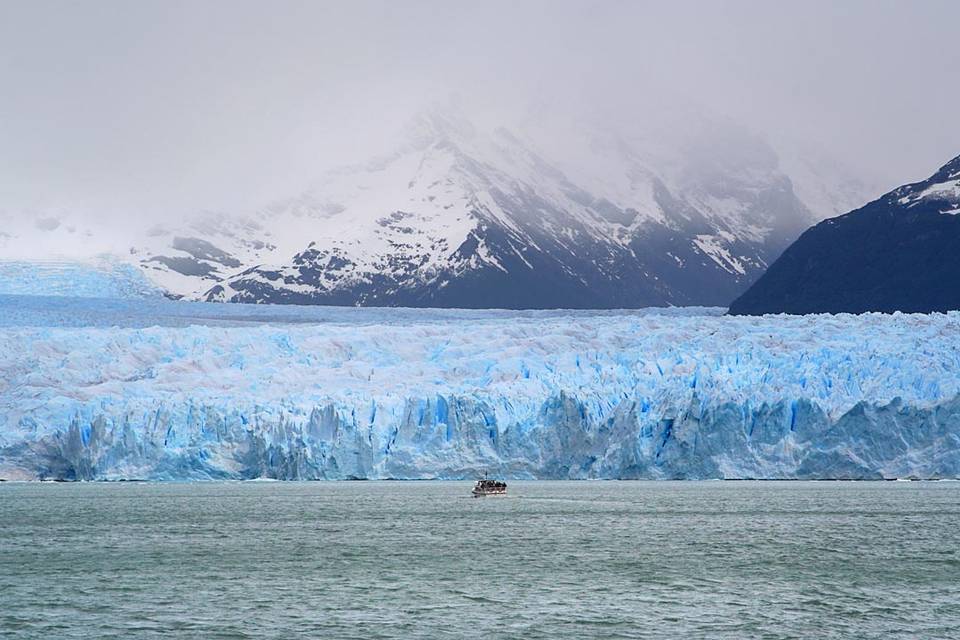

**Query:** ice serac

left=2, top=297, right=959, bottom=480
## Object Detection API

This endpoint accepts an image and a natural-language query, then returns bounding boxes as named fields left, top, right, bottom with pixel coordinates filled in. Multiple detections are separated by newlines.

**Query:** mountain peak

left=403, top=107, right=478, bottom=150
left=195, top=118, right=823, bottom=308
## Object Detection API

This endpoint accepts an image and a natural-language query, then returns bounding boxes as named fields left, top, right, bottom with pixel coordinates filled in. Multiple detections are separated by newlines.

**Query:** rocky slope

left=729, top=154, right=960, bottom=315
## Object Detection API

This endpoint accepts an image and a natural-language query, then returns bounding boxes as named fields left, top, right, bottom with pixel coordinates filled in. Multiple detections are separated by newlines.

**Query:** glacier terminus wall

left=1, top=294, right=959, bottom=480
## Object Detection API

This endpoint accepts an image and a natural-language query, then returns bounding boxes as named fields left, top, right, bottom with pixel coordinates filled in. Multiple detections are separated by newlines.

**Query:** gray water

left=1, top=481, right=959, bottom=639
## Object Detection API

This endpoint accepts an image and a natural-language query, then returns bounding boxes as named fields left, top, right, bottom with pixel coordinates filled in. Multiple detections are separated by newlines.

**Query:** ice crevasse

left=2, top=301, right=960, bottom=480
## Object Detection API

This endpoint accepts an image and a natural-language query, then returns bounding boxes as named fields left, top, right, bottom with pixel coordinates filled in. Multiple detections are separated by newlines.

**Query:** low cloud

left=0, top=0, right=957, bottom=221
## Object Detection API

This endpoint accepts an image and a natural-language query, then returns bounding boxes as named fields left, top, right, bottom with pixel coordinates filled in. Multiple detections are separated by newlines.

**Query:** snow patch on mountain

left=692, top=234, right=748, bottom=275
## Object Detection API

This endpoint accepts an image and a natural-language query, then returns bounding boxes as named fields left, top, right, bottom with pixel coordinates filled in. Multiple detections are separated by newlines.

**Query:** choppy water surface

left=2, top=481, right=959, bottom=639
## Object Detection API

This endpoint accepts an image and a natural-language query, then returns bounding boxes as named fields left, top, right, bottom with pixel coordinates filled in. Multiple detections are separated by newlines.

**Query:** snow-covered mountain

left=729, top=154, right=960, bottom=315
left=0, top=110, right=877, bottom=308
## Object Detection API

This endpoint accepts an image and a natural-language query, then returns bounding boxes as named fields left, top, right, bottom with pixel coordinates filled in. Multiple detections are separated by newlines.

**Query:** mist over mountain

left=2, top=1, right=957, bottom=219
left=1, top=1, right=956, bottom=308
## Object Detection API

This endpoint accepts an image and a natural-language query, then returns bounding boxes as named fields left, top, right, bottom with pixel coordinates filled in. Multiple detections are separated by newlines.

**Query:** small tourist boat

left=472, top=477, right=507, bottom=497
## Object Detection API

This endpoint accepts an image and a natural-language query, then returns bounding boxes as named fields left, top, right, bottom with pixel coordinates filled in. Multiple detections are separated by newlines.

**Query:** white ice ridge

left=2, top=299, right=960, bottom=480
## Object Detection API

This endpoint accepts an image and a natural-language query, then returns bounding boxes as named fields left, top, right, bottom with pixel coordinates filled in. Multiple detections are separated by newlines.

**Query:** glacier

left=1, top=294, right=959, bottom=480
left=0, top=260, right=163, bottom=299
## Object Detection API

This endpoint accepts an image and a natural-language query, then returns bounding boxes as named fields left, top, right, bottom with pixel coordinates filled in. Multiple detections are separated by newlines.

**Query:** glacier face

left=1, top=295, right=959, bottom=480
left=0, top=260, right=163, bottom=299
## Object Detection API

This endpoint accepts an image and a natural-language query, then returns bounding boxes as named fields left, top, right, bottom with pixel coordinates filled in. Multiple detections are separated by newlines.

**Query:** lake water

left=2, top=481, right=959, bottom=639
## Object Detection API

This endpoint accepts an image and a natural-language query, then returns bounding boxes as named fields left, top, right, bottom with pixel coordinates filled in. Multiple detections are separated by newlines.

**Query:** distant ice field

left=1, top=294, right=959, bottom=480
left=0, top=293, right=722, bottom=328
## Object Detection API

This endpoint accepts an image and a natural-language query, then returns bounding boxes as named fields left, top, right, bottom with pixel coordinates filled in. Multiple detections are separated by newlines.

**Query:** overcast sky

left=1, top=0, right=958, bottom=218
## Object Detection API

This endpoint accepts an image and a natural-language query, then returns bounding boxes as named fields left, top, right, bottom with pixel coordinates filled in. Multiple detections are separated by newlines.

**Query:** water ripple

left=1, top=481, right=959, bottom=639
